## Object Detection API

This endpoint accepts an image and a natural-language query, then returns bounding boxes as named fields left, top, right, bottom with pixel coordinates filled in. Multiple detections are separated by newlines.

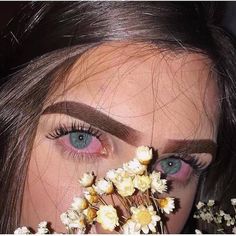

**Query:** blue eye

left=69, top=132, right=92, bottom=149
left=160, top=157, right=182, bottom=175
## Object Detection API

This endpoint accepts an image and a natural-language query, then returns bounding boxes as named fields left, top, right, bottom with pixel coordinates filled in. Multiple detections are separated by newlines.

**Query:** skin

left=21, top=42, right=220, bottom=233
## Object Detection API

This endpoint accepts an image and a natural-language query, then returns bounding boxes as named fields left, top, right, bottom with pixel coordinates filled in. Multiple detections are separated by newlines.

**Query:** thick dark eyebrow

left=42, top=101, right=142, bottom=146
left=163, top=139, right=217, bottom=157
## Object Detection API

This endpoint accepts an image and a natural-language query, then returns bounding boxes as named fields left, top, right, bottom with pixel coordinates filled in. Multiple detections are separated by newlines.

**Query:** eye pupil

left=69, top=132, right=92, bottom=149
left=168, top=161, right=173, bottom=167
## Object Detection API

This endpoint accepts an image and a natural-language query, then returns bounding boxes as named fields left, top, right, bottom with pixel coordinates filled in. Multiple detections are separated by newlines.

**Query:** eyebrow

left=42, top=101, right=142, bottom=146
left=163, top=139, right=217, bottom=157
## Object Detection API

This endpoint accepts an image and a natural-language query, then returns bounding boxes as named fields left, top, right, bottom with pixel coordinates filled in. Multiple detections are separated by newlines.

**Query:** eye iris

left=69, top=132, right=92, bottom=149
left=160, top=158, right=182, bottom=175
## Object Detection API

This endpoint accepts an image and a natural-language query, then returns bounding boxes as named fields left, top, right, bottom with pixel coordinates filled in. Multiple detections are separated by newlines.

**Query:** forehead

left=49, top=42, right=219, bottom=146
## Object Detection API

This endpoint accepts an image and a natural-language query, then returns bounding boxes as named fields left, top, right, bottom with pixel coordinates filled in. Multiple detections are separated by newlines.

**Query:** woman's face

left=21, top=43, right=219, bottom=233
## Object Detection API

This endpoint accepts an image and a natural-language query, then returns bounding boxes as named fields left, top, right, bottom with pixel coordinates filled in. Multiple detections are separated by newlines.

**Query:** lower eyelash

left=54, top=138, right=104, bottom=164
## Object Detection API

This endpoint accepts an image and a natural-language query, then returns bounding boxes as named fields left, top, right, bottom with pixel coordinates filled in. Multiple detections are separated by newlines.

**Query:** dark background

left=0, top=2, right=23, bottom=30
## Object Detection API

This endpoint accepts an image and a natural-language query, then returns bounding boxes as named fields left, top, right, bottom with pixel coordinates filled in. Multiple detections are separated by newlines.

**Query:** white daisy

left=115, top=176, right=135, bottom=197
left=231, top=198, right=236, bottom=206
left=36, top=221, right=49, bottom=234
left=207, top=200, right=215, bottom=207
left=36, top=228, right=49, bottom=235
left=199, top=212, right=213, bottom=223
left=195, top=229, right=202, bottom=234
left=122, top=219, right=141, bottom=234
left=133, top=175, right=151, bottom=192
left=60, top=212, right=70, bottom=226
left=14, top=227, right=31, bottom=234
left=131, top=205, right=160, bottom=234
left=68, top=212, right=86, bottom=229
left=38, top=222, right=48, bottom=229
left=60, top=209, right=86, bottom=230
left=93, top=178, right=114, bottom=195
left=196, top=201, right=205, bottom=209
left=150, top=171, right=167, bottom=194
left=71, top=197, right=88, bottom=211
left=97, top=205, right=119, bottom=231
left=123, top=159, right=146, bottom=176
left=158, top=197, right=175, bottom=214
left=106, top=168, right=129, bottom=184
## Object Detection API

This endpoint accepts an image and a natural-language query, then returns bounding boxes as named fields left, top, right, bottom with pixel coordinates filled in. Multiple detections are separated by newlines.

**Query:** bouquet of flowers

left=14, top=146, right=175, bottom=234
left=194, top=199, right=236, bottom=234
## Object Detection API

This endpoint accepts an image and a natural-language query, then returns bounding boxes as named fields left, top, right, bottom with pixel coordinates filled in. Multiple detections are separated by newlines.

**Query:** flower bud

left=79, top=172, right=95, bottom=187
left=136, top=146, right=153, bottom=165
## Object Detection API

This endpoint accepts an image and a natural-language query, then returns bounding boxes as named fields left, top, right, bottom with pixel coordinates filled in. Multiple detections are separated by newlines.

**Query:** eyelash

left=46, top=122, right=108, bottom=162
left=152, top=152, right=208, bottom=185
left=46, top=122, right=102, bottom=140
left=46, top=123, right=209, bottom=177
left=177, top=153, right=207, bottom=173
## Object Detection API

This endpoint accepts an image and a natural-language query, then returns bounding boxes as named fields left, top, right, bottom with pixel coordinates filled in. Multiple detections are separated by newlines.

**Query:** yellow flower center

left=136, top=210, right=152, bottom=225
left=159, top=198, right=168, bottom=208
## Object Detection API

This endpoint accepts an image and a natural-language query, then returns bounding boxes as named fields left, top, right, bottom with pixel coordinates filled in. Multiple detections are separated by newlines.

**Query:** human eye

left=154, top=153, right=207, bottom=184
left=46, top=121, right=111, bottom=161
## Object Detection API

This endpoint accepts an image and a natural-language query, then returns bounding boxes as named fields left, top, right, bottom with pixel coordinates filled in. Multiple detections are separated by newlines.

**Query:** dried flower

left=133, top=175, right=151, bottom=192
left=71, top=197, right=88, bottom=211
left=232, top=226, right=236, bottom=234
left=106, top=168, right=128, bottom=183
left=14, top=227, right=31, bottom=234
left=150, top=171, right=167, bottom=194
left=14, top=145, right=177, bottom=235
left=84, top=186, right=97, bottom=196
left=158, top=197, right=175, bottom=214
left=60, top=212, right=70, bottom=226
left=196, top=201, right=205, bottom=209
left=83, top=207, right=97, bottom=223
left=115, top=176, right=135, bottom=197
left=135, top=146, right=153, bottom=165
left=93, top=178, right=114, bottom=195
left=200, top=212, right=213, bottom=223
left=123, top=159, right=146, bottom=176
left=195, top=229, right=202, bottom=234
left=123, top=219, right=141, bottom=234
left=97, top=205, right=119, bottom=231
left=83, top=187, right=99, bottom=204
left=231, top=198, right=236, bottom=206
left=36, top=221, right=49, bottom=234
left=131, top=205, right=160, bottom=234
left=79, top=172, right=95, bottom=187
left=84, top=193, right=99, bottom=204
left=207, top=200, right=215, bottom=207
left=38, top=222, right=48, bottom=229
left=68, top=212, right=86, bottom=229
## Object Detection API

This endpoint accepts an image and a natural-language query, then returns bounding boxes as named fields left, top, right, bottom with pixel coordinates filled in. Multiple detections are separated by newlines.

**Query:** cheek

left=166, top=182, right=198, bottom=233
